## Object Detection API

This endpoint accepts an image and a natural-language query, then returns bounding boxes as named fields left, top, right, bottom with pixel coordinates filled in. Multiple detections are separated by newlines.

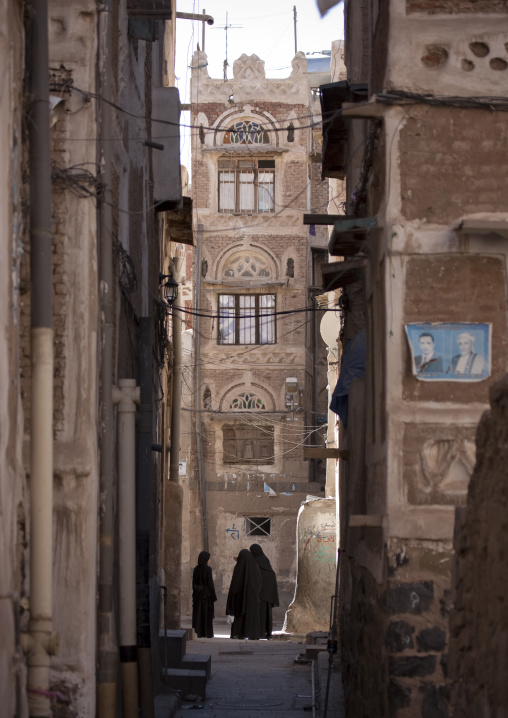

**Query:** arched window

left=223, top=121, right=269, bottom=145
left=230, top=392, right=266, bottom=410
left=223, top=253, right=271, bottom=279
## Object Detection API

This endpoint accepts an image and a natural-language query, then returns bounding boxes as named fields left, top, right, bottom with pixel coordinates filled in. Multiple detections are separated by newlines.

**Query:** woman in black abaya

left=192, top=551, right=217, bottom=638
left=226, top=548, right=262, bottom=640
left=250, top=544, right=279, bottom=639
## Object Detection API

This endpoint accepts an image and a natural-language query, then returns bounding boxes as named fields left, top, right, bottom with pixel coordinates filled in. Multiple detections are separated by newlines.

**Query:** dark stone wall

left=341, top=563, right=389, bottom=718
left=449, top=374, right=508, bottom=716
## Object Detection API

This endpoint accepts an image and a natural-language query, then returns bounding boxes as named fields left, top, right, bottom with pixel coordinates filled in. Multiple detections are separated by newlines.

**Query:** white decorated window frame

left=218, top=158, right=275, bottom=214
left=218, top=294, right=276, bottom=346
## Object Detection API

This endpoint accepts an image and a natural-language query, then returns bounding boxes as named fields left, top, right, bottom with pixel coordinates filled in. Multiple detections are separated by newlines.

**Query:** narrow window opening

left=245, top=517, right=271, bottom=536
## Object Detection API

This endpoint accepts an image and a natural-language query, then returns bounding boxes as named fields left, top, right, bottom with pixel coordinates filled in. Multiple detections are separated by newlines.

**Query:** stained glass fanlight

left=223, top=121, right=269, bottom=145
left=231, top=392, right=266, bottom=410
left=223, top=253, right=271, bottom=279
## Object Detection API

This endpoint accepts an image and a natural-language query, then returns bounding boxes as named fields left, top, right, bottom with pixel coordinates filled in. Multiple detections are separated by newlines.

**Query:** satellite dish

left=320, top=311, right=340, bottom=347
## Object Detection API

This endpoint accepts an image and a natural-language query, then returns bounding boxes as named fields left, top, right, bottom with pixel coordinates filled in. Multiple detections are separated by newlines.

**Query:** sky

left=174, top=0, right=344, bottom=172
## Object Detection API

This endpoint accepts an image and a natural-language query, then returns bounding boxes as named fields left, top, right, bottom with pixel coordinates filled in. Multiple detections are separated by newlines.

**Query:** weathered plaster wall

left=388, top=0, right=508, bottom=96
left=336, top=1, right=508, bottom=712
left=284, top=498, right=337, bottom=634
left=449, top=375, right=508, bottom=716
left=0, top=1, right=27, bottom=714
left=32, top=3, right=100, bottom=712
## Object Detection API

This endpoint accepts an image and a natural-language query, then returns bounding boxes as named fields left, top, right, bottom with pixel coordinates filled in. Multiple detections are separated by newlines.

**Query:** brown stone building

left=181, top=50, right=331, bottom=626
left=318, top=0, right=508, bottom=715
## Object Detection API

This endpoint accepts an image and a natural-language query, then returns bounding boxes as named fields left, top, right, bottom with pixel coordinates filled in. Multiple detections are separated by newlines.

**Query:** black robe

left=192, top=551, right=217, bottom=638
left=250, top=544, right=279, bottom=638
left=226, top=549, right=262, bottom=640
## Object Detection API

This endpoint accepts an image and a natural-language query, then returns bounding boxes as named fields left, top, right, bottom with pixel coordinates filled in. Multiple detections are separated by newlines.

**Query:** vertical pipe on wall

left=194, top=225, right=208, bottom=551
left=113, top=380, right=141, bottom=718
left=136, top=318, right=155, bottom=718
left=169, top=294, right=182, bottom=485
left=26, top=0, right=57, bottom=714
left=165, top=275, right=184, bottom=629
left=97, top=1, right=117, bottom=715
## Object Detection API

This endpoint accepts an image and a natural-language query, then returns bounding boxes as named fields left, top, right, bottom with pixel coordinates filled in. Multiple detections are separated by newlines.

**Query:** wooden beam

left=303, top=448, right=349, bottom=460
left=341, top=99, right=386, bottom=118
left=349, top=515, right=384, bottom=527
left=303, top=213, right=355, bottom=226
left=321, top=259, right=366, bottom=292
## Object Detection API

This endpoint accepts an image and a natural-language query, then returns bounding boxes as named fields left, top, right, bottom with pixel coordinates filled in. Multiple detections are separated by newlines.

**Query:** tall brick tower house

left=180, top=50, right=330, bottom=622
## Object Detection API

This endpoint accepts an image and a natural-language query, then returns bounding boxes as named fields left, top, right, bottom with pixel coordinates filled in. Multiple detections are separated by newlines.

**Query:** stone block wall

left=341, top=561, right=389, bottom=717
left=449, top=374, right=508, bottom=716
left=386, top=543, right=453, bottom=718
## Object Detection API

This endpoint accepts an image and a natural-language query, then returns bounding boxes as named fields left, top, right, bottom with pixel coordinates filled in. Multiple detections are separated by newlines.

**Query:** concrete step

left=161, top=668, right=207, bottom=699
left=305, top=644, right=329, bottom=660
left=159, top=629, right=187, bottom=666
left=306, top=630, right=328, bottom=645
left=180, top=653, right=212, bottom=679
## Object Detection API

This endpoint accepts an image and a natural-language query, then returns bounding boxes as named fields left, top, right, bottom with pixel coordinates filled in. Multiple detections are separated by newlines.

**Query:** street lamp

left=159, top=272, right=179, bottom=308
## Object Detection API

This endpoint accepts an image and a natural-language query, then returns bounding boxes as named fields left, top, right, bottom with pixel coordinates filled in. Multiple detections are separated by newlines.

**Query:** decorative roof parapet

left=191, top=51, right=311, bottom=106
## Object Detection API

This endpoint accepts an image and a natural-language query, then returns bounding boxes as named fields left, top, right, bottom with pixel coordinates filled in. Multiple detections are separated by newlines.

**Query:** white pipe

left=26, top=328, right=57, bottom=717
left=24, top=0, right=58, bottom=713
left=113, top=379, right=140, bottom=718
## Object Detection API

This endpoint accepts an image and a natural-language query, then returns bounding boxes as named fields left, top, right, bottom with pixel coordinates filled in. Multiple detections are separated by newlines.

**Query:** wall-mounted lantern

left=159, top=272, right=179, bottom=308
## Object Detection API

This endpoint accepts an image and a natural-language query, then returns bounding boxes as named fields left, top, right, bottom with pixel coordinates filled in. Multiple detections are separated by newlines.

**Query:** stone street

left=160, top=628, right=345, bottom=718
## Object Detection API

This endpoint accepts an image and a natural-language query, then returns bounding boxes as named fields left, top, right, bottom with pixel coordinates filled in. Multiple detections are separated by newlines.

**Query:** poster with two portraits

left=405, top=323, right=491, bottom=381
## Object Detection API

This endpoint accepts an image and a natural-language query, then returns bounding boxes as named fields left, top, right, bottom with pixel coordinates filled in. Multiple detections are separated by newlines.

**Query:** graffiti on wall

left=306, top=529, right=337, bottom=562
left=226, top=523, right=240, bottom=540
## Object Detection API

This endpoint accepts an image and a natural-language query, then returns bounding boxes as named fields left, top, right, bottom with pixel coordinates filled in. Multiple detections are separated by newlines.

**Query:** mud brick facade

left=182, top=51, right=331, bottom=625
left=322, top=0, right=508, bottom=715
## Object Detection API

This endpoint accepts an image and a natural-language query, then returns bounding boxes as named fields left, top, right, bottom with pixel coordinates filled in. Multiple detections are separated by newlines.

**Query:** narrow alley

left=156, top=624, right=345, bottom=718
left=3, top=0, right=508, bottom=716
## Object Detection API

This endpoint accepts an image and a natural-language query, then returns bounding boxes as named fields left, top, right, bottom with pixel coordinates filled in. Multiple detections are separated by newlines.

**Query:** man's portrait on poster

left=405, top=323, right=491, bottom=382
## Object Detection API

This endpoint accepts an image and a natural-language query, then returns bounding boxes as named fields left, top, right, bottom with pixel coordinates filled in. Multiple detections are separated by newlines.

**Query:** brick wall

left=402, top=254, right=508, bottom=403
left=407, top=0, right=508, bottom=13
left=400, top=106, right=508, bottom=224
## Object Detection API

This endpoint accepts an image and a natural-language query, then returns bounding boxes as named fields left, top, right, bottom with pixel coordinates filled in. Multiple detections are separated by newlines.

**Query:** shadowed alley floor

left=165, top=627, right=345, bottom=718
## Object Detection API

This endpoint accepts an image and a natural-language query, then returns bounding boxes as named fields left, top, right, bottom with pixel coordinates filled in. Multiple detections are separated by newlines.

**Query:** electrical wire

left=63, top=85, right=333, bottom=136
left=377, top=90, right=508, bottom=111
left=172, top=303, right=336, bottom=320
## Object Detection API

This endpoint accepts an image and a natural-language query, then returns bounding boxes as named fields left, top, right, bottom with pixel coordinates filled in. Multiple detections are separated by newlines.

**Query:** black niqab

left=192, top=550, right=216, bottom=638
left=226, top=548, right=262, bottom=640
left=249, top=544, right=279, bottom=606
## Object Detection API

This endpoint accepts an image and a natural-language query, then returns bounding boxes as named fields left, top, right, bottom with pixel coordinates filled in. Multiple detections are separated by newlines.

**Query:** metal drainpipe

left=113, top=380, right=141, bottom=718
left=97, top=0, right=117, bottom=715
left=169, top=290, right=182, bottom=485
left=312, top=290, right=319, bottom=486
left=137, top=318, right=155, bottom=718
left=24, top=0, right=59, bottom=715
left=194, top=225, right=208, bottom=550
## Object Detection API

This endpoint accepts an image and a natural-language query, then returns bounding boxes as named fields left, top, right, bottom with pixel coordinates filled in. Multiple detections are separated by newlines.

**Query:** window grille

left=245, top=517, right=271, bottom=537
left=223, top=253, right=271, bottom=279
left=230, top=392, right=266, bottom=410
left=218, top=294, right=275, bottom=345
left=223, top=121, right=269, bottom=145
